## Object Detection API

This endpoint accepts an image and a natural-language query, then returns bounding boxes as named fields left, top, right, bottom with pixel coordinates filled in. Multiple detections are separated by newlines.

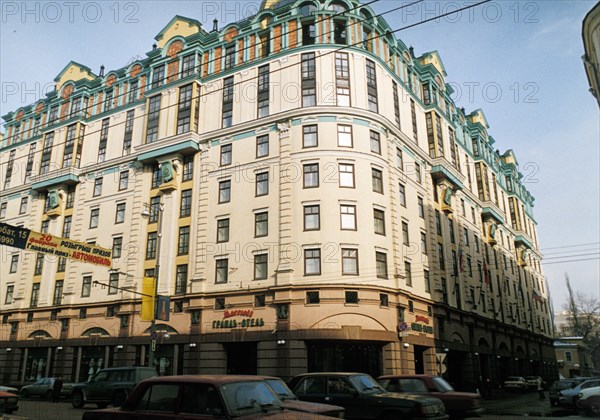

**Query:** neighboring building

left=0, top=0, right=554, bottom=389
left=554, top=337, right=595, bottom=378
left=583, top=1, right=600, bottom=107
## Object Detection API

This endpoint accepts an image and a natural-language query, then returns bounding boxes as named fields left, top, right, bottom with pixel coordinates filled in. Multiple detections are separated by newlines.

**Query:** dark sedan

left=378, top=374, right=484, bottom=419
left=82, top=375, right=334, bottom=419
left=289, top=372, right=448, bottom=420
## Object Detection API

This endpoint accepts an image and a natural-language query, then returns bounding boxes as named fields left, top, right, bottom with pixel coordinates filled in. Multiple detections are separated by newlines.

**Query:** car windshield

left=432, top=377, right=454, bottom=392
left=265, top=379, right=296, bottom=400
left=349, top=374, right=385, bottom=394
left=220, top=381, right=283, bottom=417
left=552, top=381, right=575, bottom=390
left=507, top=377, right=522, bottom=381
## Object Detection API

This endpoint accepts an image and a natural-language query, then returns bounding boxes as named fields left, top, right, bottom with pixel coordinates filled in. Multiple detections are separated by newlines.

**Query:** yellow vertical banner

left=141, top=277, right=156, bottom=321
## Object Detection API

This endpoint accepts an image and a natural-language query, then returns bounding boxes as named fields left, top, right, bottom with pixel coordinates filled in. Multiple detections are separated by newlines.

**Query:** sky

left=1, top=0, right=598, bottom=312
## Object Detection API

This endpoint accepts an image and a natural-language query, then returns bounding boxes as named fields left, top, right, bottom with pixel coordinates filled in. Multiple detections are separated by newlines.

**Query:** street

left=1, top=391, right=594, bottom=420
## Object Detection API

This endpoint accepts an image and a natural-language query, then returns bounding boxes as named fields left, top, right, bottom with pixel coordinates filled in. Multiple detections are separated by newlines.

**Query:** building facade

left=583, top=1, right=600, bottom=107
left=554, top=337, right=596, bottom=378
left=0, top=0, right=555, bottom=389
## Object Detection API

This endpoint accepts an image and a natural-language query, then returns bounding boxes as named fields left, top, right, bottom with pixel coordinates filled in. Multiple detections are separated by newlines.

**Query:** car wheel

left=96, top=402, right=109, bottom=408
left=112, top=390, right=127, bottom=407
left=585, top=397, right=600, bottom=417
left=71, top=390, right=85, bottom=408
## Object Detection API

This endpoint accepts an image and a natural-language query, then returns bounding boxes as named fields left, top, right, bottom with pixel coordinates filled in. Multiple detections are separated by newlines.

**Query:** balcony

left=481, top=201, right=505, bottom=224
left=136, top=131, right=203, bottom=163
left=515, top=232, right=534, bottom=250
left=430, top=157, right=465, bottom=190
left=30, top=167, right=81, bottom=191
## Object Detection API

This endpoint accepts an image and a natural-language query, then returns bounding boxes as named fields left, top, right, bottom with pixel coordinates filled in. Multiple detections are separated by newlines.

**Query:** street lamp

left=141, top=198, right=164, bottom=373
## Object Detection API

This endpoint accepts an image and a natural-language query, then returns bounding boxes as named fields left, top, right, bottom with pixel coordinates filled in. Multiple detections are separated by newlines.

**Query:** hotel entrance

left=307, top=341, right=383, bottom=378
left=224, top=342, right=257, bottom=375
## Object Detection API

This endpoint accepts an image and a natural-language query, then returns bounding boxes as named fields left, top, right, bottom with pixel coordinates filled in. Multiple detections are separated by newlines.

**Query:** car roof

left=293, top=372, right=371, bottom=377
left=378, top=374, right=436, bottom=379
left=139, top=375, right=273, bottom=385
left=100, top=366, right=155, bottom=371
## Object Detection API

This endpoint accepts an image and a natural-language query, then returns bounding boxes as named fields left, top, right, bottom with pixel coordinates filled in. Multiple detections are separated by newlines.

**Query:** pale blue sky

left=1, top=0, right=598, bottom=310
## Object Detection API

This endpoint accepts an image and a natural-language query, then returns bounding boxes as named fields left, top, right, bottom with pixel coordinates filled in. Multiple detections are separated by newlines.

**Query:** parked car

left=82, top=375, right=334, bottom=419
left=0, top=390, right=18, bottom=415
left=556, top=378, right=600, bottom=407
left=288, top=372, right=448, bottom=419
left=503, top=377, right=528, bottom=392
left=577, top=384, right=600, bottom=416
left=259, top=375, right=344, bottom=417
left=548, top=379, right=580, bottom=406
left=378, top=374, right=484, bottom=419
left=0, top=386, right=18, bottom=393
left=524, top=376, right=547, bottom=390
left=71, top=366, right=157, bottom=408
left=20, top=377, right=73, bottom=398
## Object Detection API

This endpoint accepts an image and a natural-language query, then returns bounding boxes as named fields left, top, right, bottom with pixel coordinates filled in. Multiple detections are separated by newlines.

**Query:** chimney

left=409, top=46, right=415, bottom=58
left=152, top=43, right=157, bottom=50
left=99, top=65, right=105, bottom=77
left=213, top=18, right=219, bottom=32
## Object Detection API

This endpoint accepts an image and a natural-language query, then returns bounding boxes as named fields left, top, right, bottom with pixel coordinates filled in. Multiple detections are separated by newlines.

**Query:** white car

left=577, top=385, right=600, bottom=416
left=503, top=376, right=528, bottom=392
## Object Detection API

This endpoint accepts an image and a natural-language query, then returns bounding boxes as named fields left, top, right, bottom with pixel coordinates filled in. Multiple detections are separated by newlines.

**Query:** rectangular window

left=98, top=119, right=109, bottom=162
left=301, top=52, right=316, bottom=107
left=5, top=285, right=14, bottom=304
left=303, top=163, right=319, bottom=188
left=108, top=273, right=118, bottom=295
left=180, top=189, right=192, bottom=217
left=151, top=165, right=162, bottom=189
left=370, top=131, right=381, bottom=154
left=224, top=44, right=236, bottom=69
left=304, top=249, right=321, bottom=275
left=402, top=221, right=410, bottom=245
left=176, top=264, right=188, bottom=294
left=399, top=184, right=406, bottom=207
left=115, top=203, right=126, bottom=224
left=220, top=144, right=232, bottom=166
left=421, top=232, right=427, bottom=254
left=152, top=65, right=165, bottom=89
left=393, top=82, right=401, bottom=128
left=255, top=212, right=268, bottom=237
left=438, top=243, right=445, bottom=270
left=380, top=293, right=389, bottom=307
left=215, top=258, right=228, bottom=283
left=255, top=294, right=266, bottom=307
left=449, top=218, right=455, bottom=244
left=259, top=32, right=270, bottom=58
left=337, top=125, right=352, bottom=147
left=463, top=228, right=469, bottom=246
left=146, top=232, right=158, bottom=259
left=415, top=162, right=422, bottom=184
left=254, top=254, right=268, bottom=280
left=257, top=65, right=270, bottom=118
left=376, top=252, right=388, bottom=278
left=411, top=99, right=418, bottom=142
left=256, top=172, right=269, bottom=196
left=342, top=248, right=358, bottom=275
left=217, top=218, right=230, bottom=243
left=181, top=54, right=195, bottom=78
left=112, top=236, right=123, bottom=259
left=25, top=143, right=37, bottom=177
left=89, top=208, right=99, bottom=228
left=304, top=205, right=320, bottom=230
left=339, top=164, right=355, bottom=188
left=177, top=84, right=193, bottom=134
left=40, top=132, right=54, bottom=175
left=93, top=177, right=103, bottom=197
left=9, top=255, right=19, bottom=273
left=303, top=125, right=318, bottom=147
left=119, top=171, right=129, bottom=190
left=219, top=180, right=231, bottom=203
left=256, top=135, right=269, bottom=158
left=374, top=209, right=386, bottom=235
left=409, top=300, right=414, bottom=312
left=178, top=226, right=190, bottom=255
left=417, top=196, right=425, bottom=218
left=63, top=124, right=76, bottom=167
left=372, top=168, right=383, bottom=193
left=62, top=215, right=72, bottom=238
left=334, top=19, right=347, bottom=44
left=30, top=283, right=40, bottom=307
left=222, top=76, right=234, bottom=128
left=146, top=96, right=161, bottom=143
left=424, top=270, right=431, bottom=293
left=0, top=203, right=6, bottom=219
left=306, top=291, right=320, bottom=304
left=366, top=59, right=378, bottom=112
left=335, top=52, right=350, bottom=106
left=104, top=90, right=114, bottom=112
left=396, top=148, right=404, bottom=170
left=149, top=196, right=160, bottom=223
left=129, top=80, right=138, bottom=103
left=340, top=205, right=356, bottom=230
left=345, top=290, right=359, bottom=304
left=182, top=155, right=194, bottom=181
left=405, top=261, right=412, bottom=286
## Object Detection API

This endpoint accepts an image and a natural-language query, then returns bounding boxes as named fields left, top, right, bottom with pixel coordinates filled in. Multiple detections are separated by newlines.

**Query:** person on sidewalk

left=536, top=377, right=545, bottom=400
left=52, top=376, right=64, bottom=402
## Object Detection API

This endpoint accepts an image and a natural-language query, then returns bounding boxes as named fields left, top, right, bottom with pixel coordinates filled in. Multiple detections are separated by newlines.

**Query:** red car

left=0, top=390, right=19, bottom=415
left=82, top=375, right=334, bottom=419
left=378, top=375, right=484, bottom=419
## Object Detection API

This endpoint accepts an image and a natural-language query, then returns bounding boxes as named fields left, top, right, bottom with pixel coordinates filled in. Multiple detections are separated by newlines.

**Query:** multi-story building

left=583, top=1, right=600, bottom=107
left=554, top=337, right=596, bottom=378
left=0, top=0, right=555, bottom=389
